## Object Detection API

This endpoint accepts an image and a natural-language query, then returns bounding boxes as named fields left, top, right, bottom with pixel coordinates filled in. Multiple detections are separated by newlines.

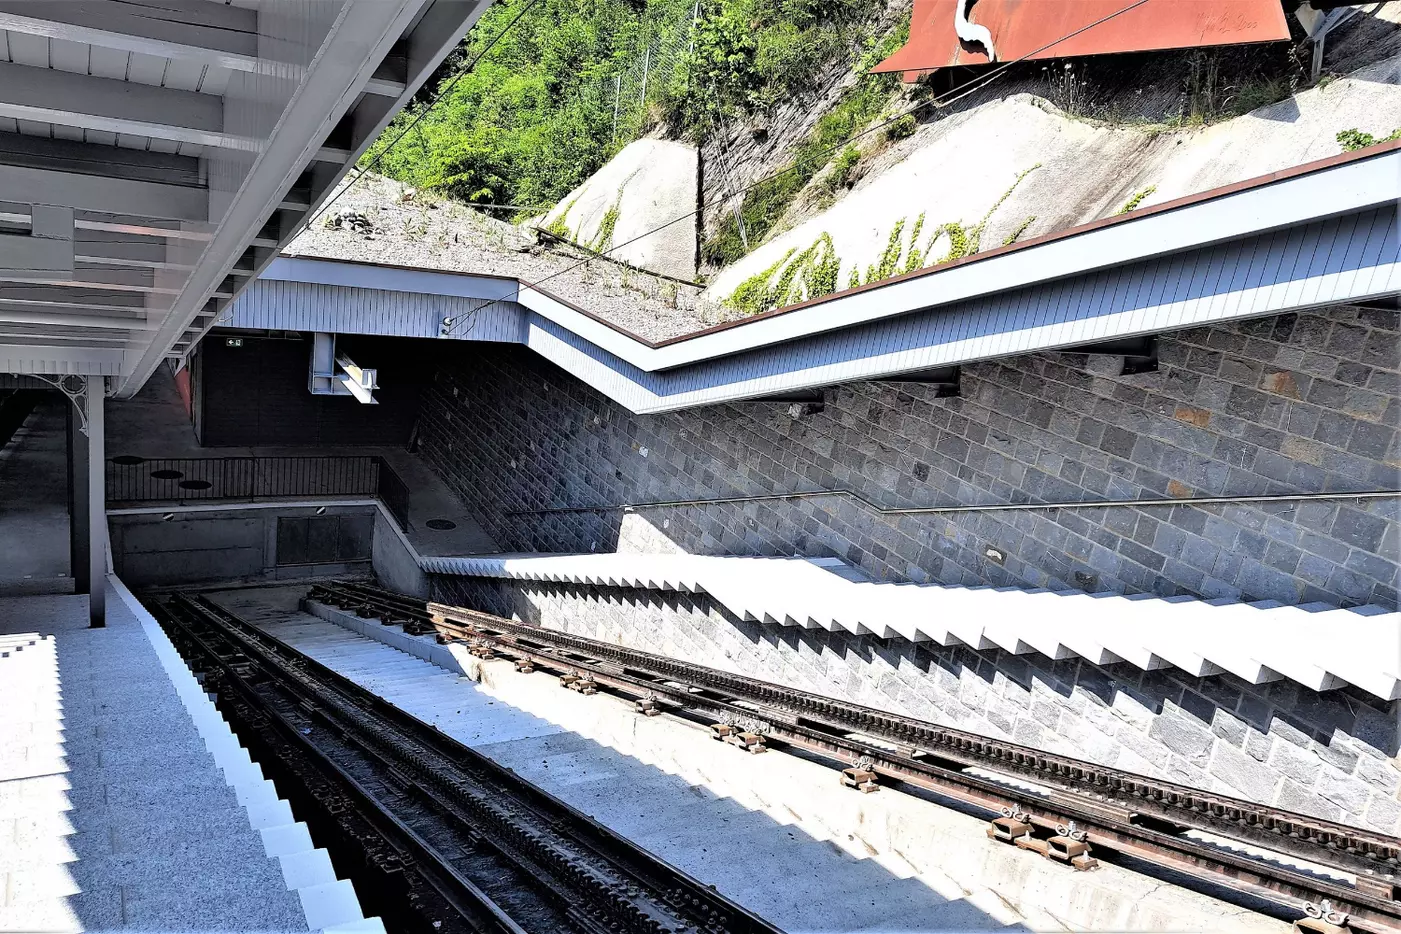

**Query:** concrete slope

left=538, top=139, right=699, bottom=282
left=705, top=53, right=1401, bottom=307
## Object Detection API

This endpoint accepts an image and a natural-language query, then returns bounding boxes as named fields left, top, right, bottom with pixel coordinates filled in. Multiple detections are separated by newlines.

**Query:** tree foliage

left=365, top=0, right=892, bottom=221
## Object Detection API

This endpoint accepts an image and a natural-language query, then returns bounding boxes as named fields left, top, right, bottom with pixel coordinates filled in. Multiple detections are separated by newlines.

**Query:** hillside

left=338, top=0, right=1401, bottom=339
left=705, top=50, right=1401, bottom=315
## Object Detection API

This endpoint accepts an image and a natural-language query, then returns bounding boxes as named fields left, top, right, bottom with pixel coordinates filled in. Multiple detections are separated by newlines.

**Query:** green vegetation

left=824, top=145, right=862, bottom=192
left=1002, top=215, right=1036, bottom=246
left=590, top=199, right=622, bottom=250
left=1337, top=127, right=1401, bottom=152
left=542, top=196, right=579, bottom=238
left=1116, top=185, right=1156, bottom=215
left=701, top=21, right=908, bottom=266
left=366, top=0, right=894, bottom=220
left=884, top=112, right=916, bottom=142
left=728, top=164, right=1040, bottom=315
left=680, top=0, right=891, bottom=126
left=363, top=0, right=689, bottom=210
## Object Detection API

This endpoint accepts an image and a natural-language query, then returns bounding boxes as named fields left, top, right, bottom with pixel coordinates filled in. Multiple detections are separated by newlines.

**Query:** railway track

left=308, top=579, right=1401, bottom=934
left=151, top=592, right=782, bottom=934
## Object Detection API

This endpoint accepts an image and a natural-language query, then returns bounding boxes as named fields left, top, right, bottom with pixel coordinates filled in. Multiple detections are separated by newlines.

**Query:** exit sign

left=225, top=338, right=244, bottom=348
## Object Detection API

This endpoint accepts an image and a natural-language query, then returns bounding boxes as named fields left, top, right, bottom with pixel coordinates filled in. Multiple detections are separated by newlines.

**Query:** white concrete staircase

left=420, top=552, right=1401, bottom=702
left=0, top=585, right=385, bottom=933
left=254, top=595, right=1286, bottom=934
left=108, top=576, right=384, bottom=934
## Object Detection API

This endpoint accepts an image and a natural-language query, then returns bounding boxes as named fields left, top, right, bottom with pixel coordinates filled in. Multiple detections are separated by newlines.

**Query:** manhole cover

left=150, top=469, right=184, bottom=480
left=425, top=518, right=457, bottom=531
left=111, top=455, right=145, bottom=466
left=178, top=480, right=213, bottom=490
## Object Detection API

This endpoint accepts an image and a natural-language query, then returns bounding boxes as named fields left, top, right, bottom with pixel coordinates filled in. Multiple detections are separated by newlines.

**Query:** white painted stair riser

left=421, top=552, right=1401, bottom=701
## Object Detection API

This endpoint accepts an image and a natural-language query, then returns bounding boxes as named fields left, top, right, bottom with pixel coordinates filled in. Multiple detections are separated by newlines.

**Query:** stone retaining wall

left=418, top=305, right=1400, bottom=609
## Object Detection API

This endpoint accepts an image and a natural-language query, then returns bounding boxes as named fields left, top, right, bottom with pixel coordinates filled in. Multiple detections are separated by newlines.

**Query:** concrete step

left=424, top=552, right=1401, bottom=700
left=0, top=894, right=80, bottom=932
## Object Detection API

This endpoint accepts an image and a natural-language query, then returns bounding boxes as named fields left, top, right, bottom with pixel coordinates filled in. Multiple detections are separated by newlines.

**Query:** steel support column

left=87, top=378, right=105, bottom=627
left=67, top=399, right=90, bottom=595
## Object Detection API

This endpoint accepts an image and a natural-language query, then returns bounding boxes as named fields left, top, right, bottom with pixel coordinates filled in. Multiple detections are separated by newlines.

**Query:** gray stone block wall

left=417, top=304, right=1400, bottom=609
left=437, top=575, right=1401, bottom=835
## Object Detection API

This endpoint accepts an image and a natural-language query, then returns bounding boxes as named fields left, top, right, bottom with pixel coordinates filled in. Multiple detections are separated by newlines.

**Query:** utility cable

left=300, top=0, right=549, bottom=235
left=443, top=0, right=1152, bottom=336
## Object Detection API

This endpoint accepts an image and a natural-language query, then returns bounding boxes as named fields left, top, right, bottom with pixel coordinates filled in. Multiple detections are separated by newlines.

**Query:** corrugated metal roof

left=874, top=0, right=1290, bottom=77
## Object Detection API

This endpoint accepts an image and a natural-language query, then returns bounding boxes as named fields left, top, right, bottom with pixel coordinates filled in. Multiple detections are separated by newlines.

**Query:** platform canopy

left=0, top=0, right=487, bottom=396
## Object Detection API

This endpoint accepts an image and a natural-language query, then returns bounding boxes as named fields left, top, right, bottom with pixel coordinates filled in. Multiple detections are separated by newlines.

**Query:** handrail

left=507, top=487, right=1401, bottom=517
left=105, top=454, right=412, bottom=531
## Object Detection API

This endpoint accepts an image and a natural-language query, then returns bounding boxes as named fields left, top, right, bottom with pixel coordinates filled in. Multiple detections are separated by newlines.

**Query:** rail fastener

left=1294, top=899, right=1352, bottom=934
left=840, top=767, right=879, bottom=793
left=514, top=658, right=535, bottom=674
left=725, top=731, right=768, bottom=754
left=560, top=672, right=597, bottom=694
left=987, top=806, right=1033, bottom=844
left=634, top=696, right=660, bottom=717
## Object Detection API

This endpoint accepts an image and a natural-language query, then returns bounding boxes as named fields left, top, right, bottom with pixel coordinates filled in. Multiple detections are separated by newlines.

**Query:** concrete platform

left=209, top=584, right=1292, bottom=934
left=0, top=584, right=380, bottom=933
left=0, top=397, right=71, bottom=593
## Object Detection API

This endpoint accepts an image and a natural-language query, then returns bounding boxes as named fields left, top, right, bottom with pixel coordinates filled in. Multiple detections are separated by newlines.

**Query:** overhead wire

left=300, top=0, right=550, bottom=235
left=442, top=0, right=1152, bottom=336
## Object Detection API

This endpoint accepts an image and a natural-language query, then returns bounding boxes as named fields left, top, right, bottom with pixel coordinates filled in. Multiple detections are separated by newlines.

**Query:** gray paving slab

left=0, top=591, right=309, bottom=932
left=0, top=399, right=71, bottom=586
left=247, top=608, right=1031, bottom=933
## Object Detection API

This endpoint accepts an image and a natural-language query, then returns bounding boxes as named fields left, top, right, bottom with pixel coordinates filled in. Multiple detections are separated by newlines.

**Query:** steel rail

left=157, top=591, right=782, bottom=934
left=308, top=580, right=1401, bottom=933
left=155, top=596, right=528, bottom=934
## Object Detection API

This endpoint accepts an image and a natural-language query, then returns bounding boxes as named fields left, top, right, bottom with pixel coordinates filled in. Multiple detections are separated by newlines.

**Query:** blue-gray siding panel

left=228, top=205, right=1398, bottom=414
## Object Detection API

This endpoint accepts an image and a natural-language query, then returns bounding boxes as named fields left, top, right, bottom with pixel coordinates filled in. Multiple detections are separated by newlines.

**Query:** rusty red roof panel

left=874, top=0, right=1291, bottom=77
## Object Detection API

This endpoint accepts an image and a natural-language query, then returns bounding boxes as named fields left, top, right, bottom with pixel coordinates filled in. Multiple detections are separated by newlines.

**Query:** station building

left=0, top=1, right=1398, bottom=931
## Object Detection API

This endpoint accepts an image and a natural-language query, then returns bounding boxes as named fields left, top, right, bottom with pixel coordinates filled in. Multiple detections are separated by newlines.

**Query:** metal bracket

left=988, top=804, right=1033, bottom=843
left=1054, top=820, right=1088, bottom=842
left=1295, top=899, right=1351, bottom=934
left=1304, top=901, right=1348, bottom=926
left=33, top=374, right=95, bottom=435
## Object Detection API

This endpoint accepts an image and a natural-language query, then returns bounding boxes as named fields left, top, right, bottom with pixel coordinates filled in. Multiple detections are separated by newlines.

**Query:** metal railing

left=106, top=455, right=410, bottom=529
left=506, top=487, right=1401, bottom=517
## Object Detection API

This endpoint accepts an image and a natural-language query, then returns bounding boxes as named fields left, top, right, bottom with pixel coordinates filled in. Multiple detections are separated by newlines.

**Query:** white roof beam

left=0, top=284, right=168, bottom=313
left=0, top=208, right=214, bottom=242
left=0, top=163, right=206, bottom=223
left=72, top=237, right=189, bottom=272
left=0, top=266, right=173, bottom=295
left=0, top=332, right=134, bottom=346
left=0, top=62, right=256, bottom=153
left=0, top=304, right=152, bottom=331
left=73, top=216, right=212, bottom=242
left=0, top=0, right=263, bottom=73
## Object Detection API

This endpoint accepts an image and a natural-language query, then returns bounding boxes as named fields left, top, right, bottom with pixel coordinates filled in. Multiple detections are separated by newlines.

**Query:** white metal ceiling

left=0, top=0, right=490, bottom=393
